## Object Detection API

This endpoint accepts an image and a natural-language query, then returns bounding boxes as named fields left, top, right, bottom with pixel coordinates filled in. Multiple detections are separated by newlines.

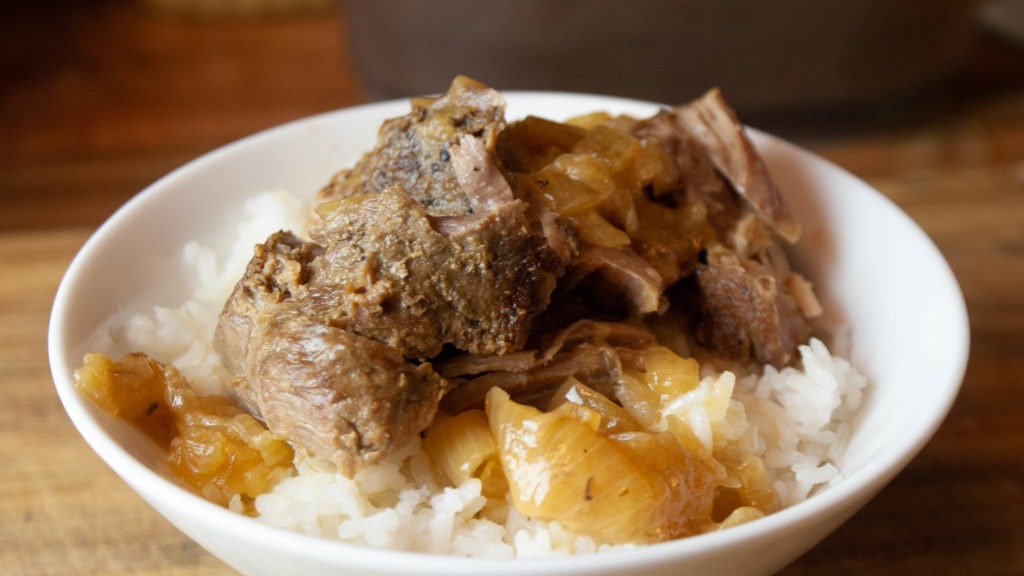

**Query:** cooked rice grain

left=94, top=190, right=868, bottom=556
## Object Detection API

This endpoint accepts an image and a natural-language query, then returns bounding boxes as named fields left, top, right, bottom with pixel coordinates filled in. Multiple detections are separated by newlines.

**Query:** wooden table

left=3, top=1, right=1022, bottom=574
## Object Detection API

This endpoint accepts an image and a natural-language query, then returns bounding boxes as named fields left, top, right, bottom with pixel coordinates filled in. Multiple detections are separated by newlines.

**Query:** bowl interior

left=49, top=93, right=968, bottom=573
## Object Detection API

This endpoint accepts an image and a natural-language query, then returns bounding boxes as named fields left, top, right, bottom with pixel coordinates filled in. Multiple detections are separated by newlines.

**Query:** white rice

left=91, top=190, right=868, bottom=557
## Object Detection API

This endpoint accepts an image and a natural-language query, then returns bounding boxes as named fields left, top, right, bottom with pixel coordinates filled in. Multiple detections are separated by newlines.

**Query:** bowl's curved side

left=48, top=93, right=968, bottom=576
left=757, top=130, right=969, bottom=477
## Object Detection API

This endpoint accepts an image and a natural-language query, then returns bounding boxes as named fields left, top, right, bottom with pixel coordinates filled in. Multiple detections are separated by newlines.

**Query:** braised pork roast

left=213, top=77, right=820, bottom=477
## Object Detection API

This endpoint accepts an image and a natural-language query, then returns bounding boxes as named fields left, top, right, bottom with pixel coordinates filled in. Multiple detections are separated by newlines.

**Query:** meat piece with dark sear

left=632, top=90, right=817, bottom=365
left=317, top=76, right=507, bottom=218
left=309, top=186, right=562, bottom=359
left=210, top=80, right=823, bottom=479
left=212, top=78, right=570, bottom=477
left=247, top=301, right=447, bottom=476
left=214, top=231, right=322, bottom=413
left=568, top=245, right=666, bottom=315
left=692, top=242, right=811, bottom=367
left=673, top=88, right=801, bottom=244
left=439, top=320, right=654, bottom=412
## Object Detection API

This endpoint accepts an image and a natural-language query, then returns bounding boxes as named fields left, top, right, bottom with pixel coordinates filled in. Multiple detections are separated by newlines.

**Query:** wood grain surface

left=2, top=1, right=1022, bottom=574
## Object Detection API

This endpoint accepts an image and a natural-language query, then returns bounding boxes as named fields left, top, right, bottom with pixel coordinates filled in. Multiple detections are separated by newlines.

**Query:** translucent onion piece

left=168, top=410, right=294, bottom=506
left=662, top=372, right=737, bottom=455
left=75, top=353, right=177, bottom=445
left=717, top=505, right=765, bottom=530
left=571, top=211, right=632, bottom=248
left=548, top=377, right=642, bottom=436
left=485, top=387, right=717, bottom=544
left=534, top=153, right=616, bottom=216
left=731, top=456, right=778, bottom=512
left=616, top=346, right=732, bottom=455
left=564, top=111, right=614, bottom=130
left=422, top=409, right=498, bottom=486
left=575, top=124, right=644, bottom=190
left=634, top=139, right=682, bottom=198
left=613, top=346, right=779, bottom=520
left=638, top=345, right=701, bottom=401
left=74, top=352, right=294, bottom=508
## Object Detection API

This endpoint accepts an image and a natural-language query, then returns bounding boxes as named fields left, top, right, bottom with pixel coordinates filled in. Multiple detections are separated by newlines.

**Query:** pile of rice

left=90, top=191, right=868, bottom=558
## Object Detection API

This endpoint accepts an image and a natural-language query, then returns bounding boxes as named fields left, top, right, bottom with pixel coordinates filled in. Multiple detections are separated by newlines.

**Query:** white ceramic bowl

left=49, top=93, right=969, bottom=576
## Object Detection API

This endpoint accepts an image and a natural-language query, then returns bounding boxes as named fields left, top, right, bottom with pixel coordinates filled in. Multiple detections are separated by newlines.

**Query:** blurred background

left=347, top=0, right=976, bottom=116
left=4, top=0, right=1024, bottom=233
left=2, top=0, right=1023, bottom=234
left=3, top=1, right=1024, bottom=574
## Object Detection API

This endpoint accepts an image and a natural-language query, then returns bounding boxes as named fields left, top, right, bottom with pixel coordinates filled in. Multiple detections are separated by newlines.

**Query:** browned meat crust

left=693, top=242, right=810, bottom=367
left=439, top=320, right=654, bottom=412
left=309, top=187, right=561, bottom=359
left=630, top=90, right=818, bottom=366
left=317, top=76, right=508, bottom=218
left=214, top=77, right=573, bottom=475
left=214, top=231, right=322, bottom=413
left=248, top=302, right=446, bottom=476
left=212, top=80, right=823, bottom=477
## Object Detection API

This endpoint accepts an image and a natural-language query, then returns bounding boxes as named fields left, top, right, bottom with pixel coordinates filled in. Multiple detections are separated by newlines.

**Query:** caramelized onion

left=74, top=353, right=294, bottom=508
left=485, top=387, right=717, bottom=543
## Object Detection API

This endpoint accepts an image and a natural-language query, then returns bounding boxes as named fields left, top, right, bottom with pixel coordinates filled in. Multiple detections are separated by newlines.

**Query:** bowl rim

left=48, top=91, right=970, bottom=573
